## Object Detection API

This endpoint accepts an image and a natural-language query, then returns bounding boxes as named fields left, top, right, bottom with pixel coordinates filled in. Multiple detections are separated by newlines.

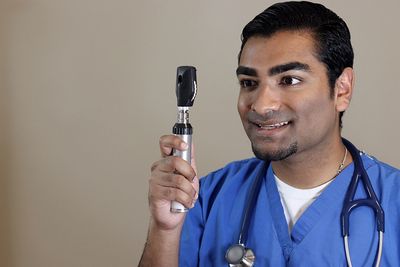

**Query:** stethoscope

left=225, top=139, right=385, bottom=267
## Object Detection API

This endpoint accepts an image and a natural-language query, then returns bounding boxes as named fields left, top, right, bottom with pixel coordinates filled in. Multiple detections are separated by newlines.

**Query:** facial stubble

left=251, top=141, right=298, bottom=162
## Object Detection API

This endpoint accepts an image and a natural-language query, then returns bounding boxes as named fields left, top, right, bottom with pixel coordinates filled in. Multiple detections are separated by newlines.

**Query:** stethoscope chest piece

left=225, top=244, right=255, bottom=267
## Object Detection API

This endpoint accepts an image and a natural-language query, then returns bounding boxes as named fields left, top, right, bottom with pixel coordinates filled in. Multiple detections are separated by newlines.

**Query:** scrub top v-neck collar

left=264, top=162, right=355, bottom=260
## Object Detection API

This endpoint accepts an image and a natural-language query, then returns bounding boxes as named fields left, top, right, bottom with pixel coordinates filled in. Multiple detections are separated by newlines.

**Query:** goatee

left=252, top=142, right=298, bottom=161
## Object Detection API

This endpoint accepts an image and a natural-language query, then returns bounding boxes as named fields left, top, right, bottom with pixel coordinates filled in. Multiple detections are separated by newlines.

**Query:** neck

left=271, top=137, right=352, bottom=189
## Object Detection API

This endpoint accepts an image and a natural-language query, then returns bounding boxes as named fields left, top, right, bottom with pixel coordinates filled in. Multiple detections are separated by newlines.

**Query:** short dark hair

left=239, top=1, right=354, bottom=127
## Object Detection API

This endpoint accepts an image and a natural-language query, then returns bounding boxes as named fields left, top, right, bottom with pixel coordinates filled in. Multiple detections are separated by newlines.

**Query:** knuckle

left=168, top=156, right=180, bottom=167
left=159, top=135, right=168, bottom=144
left=174, top=173, right=193, bottom=190
left=173, top=174, right=185, bottom=187
left=148, top=178, right=158, bottom=196
left=189, top=169, right=196, bottom=180
left=150, top=161, right=159, bottom=172
left=159, top=136, right=170, bottom=151
left=174, top=191, right=190, bottom=207
left=164, top=174, right=173, bottom=184
left=163, top=187, right=175, bottom=199
left=183, top=195, right=193, bottom=207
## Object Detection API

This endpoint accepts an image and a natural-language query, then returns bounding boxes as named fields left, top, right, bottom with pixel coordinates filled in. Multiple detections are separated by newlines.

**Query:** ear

left=335, top=67, right=354, bottom=112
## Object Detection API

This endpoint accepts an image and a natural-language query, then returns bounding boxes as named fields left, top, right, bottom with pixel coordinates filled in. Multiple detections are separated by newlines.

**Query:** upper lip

left=246, top=111, right=292, bottom=128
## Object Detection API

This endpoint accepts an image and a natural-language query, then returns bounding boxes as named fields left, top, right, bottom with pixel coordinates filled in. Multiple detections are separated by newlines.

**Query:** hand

left=148, top=135, right=199, bottom=231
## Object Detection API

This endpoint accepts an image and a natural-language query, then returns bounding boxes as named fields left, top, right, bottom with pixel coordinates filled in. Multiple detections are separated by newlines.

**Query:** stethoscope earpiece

left=226, top=244, right=255, bottom=267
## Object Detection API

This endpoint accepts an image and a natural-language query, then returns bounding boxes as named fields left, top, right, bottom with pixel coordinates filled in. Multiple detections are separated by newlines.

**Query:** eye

left=279, top=76, right=302, bottom=86
left=239, top=79, right=258, bottom=90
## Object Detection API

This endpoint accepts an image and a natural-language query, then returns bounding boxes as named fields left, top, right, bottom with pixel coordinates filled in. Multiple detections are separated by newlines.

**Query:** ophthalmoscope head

left=176, top=66, right=197, bottom=107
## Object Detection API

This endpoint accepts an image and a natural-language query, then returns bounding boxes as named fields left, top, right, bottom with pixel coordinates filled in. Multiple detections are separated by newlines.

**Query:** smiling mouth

left=256, top=121, right=290, bottom=130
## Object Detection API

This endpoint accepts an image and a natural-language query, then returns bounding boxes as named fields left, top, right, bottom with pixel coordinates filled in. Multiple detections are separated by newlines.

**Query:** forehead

left=239, top=30, right=322, bottom=71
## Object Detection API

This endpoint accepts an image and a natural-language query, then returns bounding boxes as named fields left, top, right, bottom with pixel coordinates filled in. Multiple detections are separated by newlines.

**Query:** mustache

left=246, top=110, right=289, bottom=123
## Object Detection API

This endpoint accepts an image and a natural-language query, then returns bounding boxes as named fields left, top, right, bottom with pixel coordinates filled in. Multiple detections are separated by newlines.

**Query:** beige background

left=1, top=0, right=399, bottom=266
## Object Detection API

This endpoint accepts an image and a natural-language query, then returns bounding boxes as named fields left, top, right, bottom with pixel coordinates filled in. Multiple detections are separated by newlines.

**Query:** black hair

left=239, top=1, right=354, bottom=127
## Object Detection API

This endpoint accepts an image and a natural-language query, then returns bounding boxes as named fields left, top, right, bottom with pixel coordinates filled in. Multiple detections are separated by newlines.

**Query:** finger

left=191, top=175, right=200, bottom=204
left=151, top=171, right=197, bottom=199
left=149, top=180, right=196, bottom=209
left=156, top=156, right=196, bottom=182
left=159, top=135, right=188, bottom=157
left=190, top=142, right=198, bottom=176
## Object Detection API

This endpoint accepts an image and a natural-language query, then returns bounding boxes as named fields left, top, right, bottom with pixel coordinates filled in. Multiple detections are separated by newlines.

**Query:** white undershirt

left=274, top=174, right=333, bottom=232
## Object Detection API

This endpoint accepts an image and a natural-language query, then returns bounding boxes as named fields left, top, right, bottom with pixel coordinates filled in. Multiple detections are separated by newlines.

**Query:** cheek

left=298, top=97, right=336, bottom=127
left=237, top=93, right=250, bottom=117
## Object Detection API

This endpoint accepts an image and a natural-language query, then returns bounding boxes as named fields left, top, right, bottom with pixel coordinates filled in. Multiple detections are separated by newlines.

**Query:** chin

left=252, top=141, right=298, bottom=161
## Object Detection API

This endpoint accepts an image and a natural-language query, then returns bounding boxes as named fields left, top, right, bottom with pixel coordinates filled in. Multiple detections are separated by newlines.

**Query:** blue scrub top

left=179, top=153, right=400, bottom=266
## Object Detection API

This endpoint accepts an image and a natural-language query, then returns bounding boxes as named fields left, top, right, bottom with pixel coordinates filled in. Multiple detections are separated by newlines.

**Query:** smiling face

left=237, top=30, right=345, bottom=162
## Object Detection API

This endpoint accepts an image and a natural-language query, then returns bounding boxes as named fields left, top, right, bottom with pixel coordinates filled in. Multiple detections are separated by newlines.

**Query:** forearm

left=138, top=220, right=183, bottom=267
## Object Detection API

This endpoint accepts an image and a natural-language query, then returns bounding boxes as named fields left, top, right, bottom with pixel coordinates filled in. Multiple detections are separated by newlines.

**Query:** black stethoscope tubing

left=340, top=138, right=384, bottom=266
left=238, top=161, right=269, bottom=245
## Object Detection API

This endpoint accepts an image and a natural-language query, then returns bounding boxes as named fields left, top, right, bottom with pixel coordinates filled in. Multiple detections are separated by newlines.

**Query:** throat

left=271, top=145, right=350, bottom=189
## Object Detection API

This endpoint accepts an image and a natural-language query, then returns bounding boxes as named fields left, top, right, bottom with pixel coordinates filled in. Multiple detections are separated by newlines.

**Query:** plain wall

left=1, top=0, right=399, bottom=266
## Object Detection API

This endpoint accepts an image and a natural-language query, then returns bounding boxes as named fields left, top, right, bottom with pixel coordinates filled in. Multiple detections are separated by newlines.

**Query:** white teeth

left=258, top=121, right=289, bottom=129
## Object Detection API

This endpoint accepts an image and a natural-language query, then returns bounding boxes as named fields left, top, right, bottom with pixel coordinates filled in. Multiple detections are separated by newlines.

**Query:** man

left=139, top=1, right=400, bottom=266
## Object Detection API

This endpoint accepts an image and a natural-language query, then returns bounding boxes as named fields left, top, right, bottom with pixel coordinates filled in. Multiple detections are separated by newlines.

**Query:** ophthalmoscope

left=170, top=66, right=197, bottom=213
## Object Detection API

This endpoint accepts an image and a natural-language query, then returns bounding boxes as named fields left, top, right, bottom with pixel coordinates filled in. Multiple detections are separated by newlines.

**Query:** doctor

left=139, top=1, right=400, bottom=266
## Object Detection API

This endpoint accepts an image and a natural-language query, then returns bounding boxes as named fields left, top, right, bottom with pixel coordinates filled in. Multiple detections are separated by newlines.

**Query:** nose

left=250, top=83, right=280, bottom=115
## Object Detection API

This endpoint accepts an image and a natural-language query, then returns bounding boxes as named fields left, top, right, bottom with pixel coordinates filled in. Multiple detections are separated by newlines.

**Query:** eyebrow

left=269, top=62, right=311, bottom=76
left=236, top=61, right=311, bottom=77
left=236, top=66, right=257, bottom=77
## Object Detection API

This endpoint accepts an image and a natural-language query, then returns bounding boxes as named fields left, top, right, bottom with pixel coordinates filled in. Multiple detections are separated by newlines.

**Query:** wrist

left=140, top=219, right=183, bottom=267
left=148, top=217, right=184, bottom=239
